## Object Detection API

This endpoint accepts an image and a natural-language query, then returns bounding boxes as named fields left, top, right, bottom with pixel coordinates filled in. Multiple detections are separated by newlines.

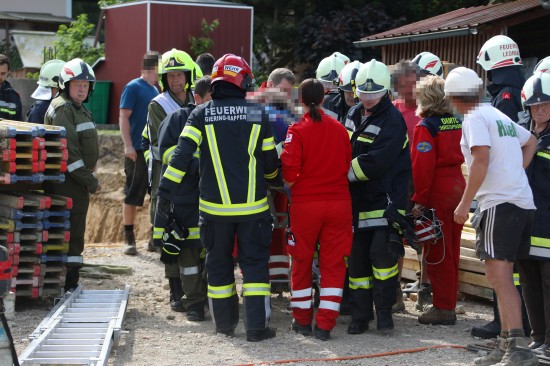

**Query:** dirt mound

left=85, top=133, right=151, bottom=244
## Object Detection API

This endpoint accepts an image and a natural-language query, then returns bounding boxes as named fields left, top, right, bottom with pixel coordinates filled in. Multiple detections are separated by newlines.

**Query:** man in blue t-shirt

left=120, top=51, right=160, bottom=255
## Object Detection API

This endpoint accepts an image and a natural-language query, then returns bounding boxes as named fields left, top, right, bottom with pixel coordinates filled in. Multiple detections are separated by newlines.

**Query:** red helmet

left=211, top=54, right=255, bottom=91
left=414, top=209, right=443, bottom=245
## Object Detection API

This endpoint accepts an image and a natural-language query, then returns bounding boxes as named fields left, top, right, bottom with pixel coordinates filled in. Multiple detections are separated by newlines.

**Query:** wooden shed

left=93, top=0, right=253, bottom=125
left=354, top=0, right=550, bottom=76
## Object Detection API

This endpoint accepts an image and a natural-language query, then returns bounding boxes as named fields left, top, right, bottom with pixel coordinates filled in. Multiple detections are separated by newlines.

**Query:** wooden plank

left=460, top=246, right=477, bottom=259
left=459, top=256, right=485, bottom=274
left=459, top=270, right=491, bottom=288
left=459, top=282, right=493, bottom=301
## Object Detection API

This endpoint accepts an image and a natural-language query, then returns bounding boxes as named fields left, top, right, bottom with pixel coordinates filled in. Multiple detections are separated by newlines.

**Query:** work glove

left=160, top=236, right=183, bottom=265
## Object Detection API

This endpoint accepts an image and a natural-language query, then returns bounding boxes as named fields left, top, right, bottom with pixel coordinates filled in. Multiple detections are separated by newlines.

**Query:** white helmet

left=412, top=52, right=443, bottom=77
left=521, top=72, right=550, bottom=107
left=339, top=60, right=363, bottom=94
left=38, top=59, right=65, bottom=88
left=332, top=52, right=350, bottom=65
left=477, top=35, right=522, bottom=71
left=444, top=67, right=483, bottom=96
left=534, top=56, right=550, bottom=74
left=316, top=54, right=346, bottom=84
left=59, top=58, right=95, bottom=91
left=355, top=59, right=390, bottom=98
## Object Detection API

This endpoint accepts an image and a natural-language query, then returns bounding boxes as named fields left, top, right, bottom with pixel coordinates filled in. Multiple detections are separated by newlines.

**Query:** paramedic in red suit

left=411, top=76, right=466, bottom=325
left=281, top=78, right=353, bottom=341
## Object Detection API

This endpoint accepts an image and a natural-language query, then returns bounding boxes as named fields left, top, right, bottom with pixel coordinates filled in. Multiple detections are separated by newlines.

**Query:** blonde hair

left=415, top=75, right=452, bottom=118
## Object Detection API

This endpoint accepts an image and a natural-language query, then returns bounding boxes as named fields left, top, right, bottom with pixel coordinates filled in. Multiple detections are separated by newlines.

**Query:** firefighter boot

left=415, top=284, right=432, bottom=312
left=417, top=305, right=456, bottom=325
left=123, top=230, right=137, bottom=255
left=474, top=337, right=506, bottom=366
left=291, top=319, right=312, bottom=336
left=168, top=277, right=185, bottom=312
left=472, top=292, right=501, bottom=339
left=246, top=327, right=276, bottom=342
left=496, top=337, right=538, bottom=366
left=392, top=285, right=406, bottom=313
left=376, top=309, right=394, bottom=331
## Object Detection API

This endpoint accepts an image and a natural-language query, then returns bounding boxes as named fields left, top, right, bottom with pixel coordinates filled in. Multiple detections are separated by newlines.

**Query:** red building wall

left=95, top=2, right=253, bottom=125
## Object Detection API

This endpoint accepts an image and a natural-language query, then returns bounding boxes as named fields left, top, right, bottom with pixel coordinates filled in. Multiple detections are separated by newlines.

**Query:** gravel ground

left=10, top=240, right=494, bottom=366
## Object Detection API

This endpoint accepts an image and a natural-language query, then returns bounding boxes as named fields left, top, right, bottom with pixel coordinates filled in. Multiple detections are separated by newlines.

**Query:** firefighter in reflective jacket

left=316, top=53, right=348, bottom=121
left=44, top=58, right=99, bottom=291
left=157, top=54, right=280, bottom=342
left=517, top=71, right=550, bottom=351
left=153, top=76, right=212, bottom=322
left=345, top=59, right=411, bottom=334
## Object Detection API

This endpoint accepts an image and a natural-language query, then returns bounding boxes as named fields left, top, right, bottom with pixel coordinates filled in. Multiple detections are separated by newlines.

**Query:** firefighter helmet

left=58, top=58, right=95, bottom=91
left=522, top=72, right=550, bottom=107
left=332, top=52, right=350, bottom=65
left=339, top=60, right=363, bottom=95
left=316, top=54, right=346, bottom=84
left=477, top=35, right=522, bottom=71
left=211, top=54, right=255, bottom=91
left=412, top=52, right=443, bottom=77
left=413, top=209, right=443, bottom=245
left=444, top=67, right=483, bottom=96
left=534, top=56, right=550, bottom=74
left=159, top=49, right=197, bottom=92
left=355, top=59, right=390, bottom=97
left=38, top=59, right=65, bottom=88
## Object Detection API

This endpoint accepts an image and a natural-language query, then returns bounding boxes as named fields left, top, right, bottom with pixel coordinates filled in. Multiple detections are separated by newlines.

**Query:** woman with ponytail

left=281, top=78, right=353, bottom=341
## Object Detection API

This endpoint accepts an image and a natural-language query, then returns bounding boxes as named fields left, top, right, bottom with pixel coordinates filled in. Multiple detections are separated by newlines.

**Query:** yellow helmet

left=159, top=48, right=197, bottom=92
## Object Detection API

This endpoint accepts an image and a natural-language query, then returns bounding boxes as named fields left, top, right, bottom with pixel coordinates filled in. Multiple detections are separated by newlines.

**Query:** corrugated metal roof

left=359, top=0, right=541, bottom=42
left=0, top=11, right=72, bottom=23
left=103, top=0, right=250, bottom=9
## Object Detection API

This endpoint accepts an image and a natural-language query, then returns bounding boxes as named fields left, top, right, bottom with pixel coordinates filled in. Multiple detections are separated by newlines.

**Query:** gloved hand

left=157, top=196, right=172, bottom=220
left=160, top=237, right=182, bottom=265
left=388, top=231, right=405, bottom=259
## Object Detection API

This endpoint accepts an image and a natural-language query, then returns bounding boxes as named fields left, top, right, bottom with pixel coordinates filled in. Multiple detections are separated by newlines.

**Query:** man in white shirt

left=447, top=67, right=538, bottom=366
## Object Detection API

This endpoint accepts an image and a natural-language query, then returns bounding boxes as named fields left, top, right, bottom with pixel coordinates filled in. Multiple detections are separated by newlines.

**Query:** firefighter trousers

left=269, top=191, right=290, bottom=282
left=179, top=247, right=206, bottom=312
left=288, top=200, right=352, bottom=331
left=517, top=259, right=550, bottom=344
left=348, top=228, right=398, bottom=322
left=201, top=215, right=273, bottom=332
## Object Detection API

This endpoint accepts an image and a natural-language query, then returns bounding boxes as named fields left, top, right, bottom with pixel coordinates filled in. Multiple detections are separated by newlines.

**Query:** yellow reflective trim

left=205, top=125, right=231, bottom=205
left=153, top=227, right=165, bottom=239
left=163, top=165, right=185, bottom=183
left=372, top=264, right=398, bottom=280
left=193, top=149, right=200, bottom=158
left=247, top=125, right=261, bottom=203
left=358, top=210, right=385, bottom=220
left=351, top=158, right=368, bottom=181
left=187, top=227, right=200, bottom=240
left=262, top=136, right=275, bottom=151
left=264, top=169, right=278, bottom=180
left=513, top=272, right=520, bottom=286
left=142, top=125, right=149, bottom=138
left=162, top=145, right=176, bottom=165
left=347, top=129, right=353, bottom=139
left=199, top=197, right=269, bottom=216
left=349, top=276, right=373, bottom=290
left=402, top=135, right=409, bottom=149
left=357, top=136, right=374, bottom=143
left=532, top=236, right=550, bottom=248
left=208, top=283, right=237, bottom=299
left=181, top=125, right=202, bottom=145
left=537, top=151, right=550, bottom=160
left=143, top=149, right=151, bottom=162
left=242, top=282, right=270, bottom=296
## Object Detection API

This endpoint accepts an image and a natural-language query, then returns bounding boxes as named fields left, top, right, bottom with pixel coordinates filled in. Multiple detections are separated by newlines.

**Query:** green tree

left=53, top=13, right=104, bottom=66
left=189, top=19, right=220, bottom=58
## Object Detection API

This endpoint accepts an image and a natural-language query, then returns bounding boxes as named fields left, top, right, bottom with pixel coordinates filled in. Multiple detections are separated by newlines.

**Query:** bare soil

left=9, top=132, right=493, bottom=366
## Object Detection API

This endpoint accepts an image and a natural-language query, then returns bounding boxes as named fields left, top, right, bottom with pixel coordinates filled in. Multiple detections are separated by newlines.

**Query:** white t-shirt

left=461, top=103, right=535, bottom=212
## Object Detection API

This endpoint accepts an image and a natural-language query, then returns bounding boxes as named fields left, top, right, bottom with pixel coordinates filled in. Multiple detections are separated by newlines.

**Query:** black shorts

left=124, top=152, right=149, bottom=206
left=476, top=203, right=534, bottom=262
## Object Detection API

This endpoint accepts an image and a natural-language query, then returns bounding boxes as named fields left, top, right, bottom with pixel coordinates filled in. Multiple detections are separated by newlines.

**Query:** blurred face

left=272, top=78, right=294, bottom=98
left=395, top=72, right=418, bottom=103
left=344, top=91, right=356, bottom=107
left=167, top=71, right=187, bottom=95
left=0, top=64, right=8, bottom=84
left=530, top=102, right=550, bottom=124
left=142, top=67, right=158, bottom=85
left=69, top=80, right=90, bottom=105
left=194, top=92, right=212, bottom=105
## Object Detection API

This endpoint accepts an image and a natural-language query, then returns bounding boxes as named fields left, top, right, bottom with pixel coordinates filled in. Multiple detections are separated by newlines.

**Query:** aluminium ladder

left=18, top=285, right=130, bottom=365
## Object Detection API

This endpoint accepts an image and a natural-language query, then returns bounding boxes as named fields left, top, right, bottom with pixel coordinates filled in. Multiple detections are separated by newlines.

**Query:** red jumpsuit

left=411, top=114, right=465, bottom=311
left=281, top=110, right=353, bottom=331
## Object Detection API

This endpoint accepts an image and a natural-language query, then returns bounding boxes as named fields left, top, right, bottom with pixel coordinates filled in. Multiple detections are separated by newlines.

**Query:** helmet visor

left=357, top=90, right=387, bottom=101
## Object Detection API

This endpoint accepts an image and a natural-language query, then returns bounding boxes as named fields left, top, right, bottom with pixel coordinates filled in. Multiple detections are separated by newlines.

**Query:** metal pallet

left=18, top=285, right=130, bottom=365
